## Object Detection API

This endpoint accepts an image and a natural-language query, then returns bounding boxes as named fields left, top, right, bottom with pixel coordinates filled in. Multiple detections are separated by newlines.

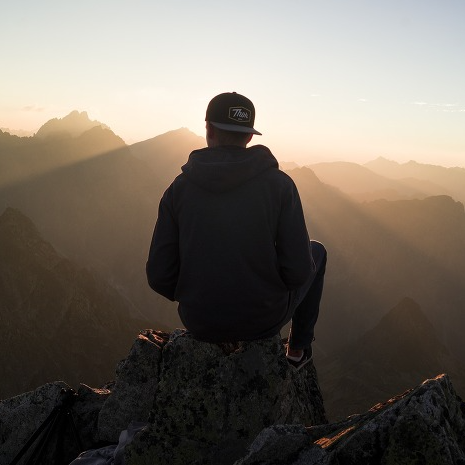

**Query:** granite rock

left=97, top=329, right=167, bottom=442
left=236, top=374, right=465, bottom=465
left=0, top=381, right=80, bottom=465
left=124, top=329, right=325, bottom=465
left=4, top=330, right=463, bottom=465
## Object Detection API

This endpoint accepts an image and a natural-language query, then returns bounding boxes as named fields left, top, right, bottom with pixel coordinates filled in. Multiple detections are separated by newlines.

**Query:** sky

left=1, top=0, right=465, bottom=167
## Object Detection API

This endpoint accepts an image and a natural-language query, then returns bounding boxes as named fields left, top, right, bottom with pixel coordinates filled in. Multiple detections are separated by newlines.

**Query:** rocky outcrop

left=0, top=329, right=325, bottom=465
left=1, top=329, right=464, bottom=465
left=97, top=330, right=165, bottom=442
left=0, top=382, right=70, bottom=464
left=124, top=329, right=325, bottom=465
left=237, top=374, right=465, bottom=464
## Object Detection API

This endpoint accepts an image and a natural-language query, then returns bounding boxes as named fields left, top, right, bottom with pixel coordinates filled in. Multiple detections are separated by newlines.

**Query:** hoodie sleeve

left=146, top=185, right=179, bottom=301
left=275, top=179, right=315, bottom=290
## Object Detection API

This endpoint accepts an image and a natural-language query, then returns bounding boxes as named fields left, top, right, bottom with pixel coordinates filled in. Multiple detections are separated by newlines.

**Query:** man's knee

left=310, top=241, right=327, bottom=270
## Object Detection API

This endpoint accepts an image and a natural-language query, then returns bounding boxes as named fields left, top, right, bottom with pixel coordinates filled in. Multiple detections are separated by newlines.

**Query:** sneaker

left=287, top=347, right=313, bottom=371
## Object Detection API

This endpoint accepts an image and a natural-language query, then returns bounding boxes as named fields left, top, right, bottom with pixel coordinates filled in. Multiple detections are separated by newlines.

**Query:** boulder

left=74, top=383, right=112, bottom=447
left=97, top=329, right=167, bottom=442
left=0, top=382, right=80, bottom=465
left=236, top=374, right=465, bottom=464
left=124, top=329, right=325, bottom=465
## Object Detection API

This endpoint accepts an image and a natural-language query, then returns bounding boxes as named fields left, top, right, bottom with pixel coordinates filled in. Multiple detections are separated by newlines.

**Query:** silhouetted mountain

left=0, top=119, right=179, bottom=329
left=129, top=128, right=205, bottom=190
left=279, top=161, right=300, bottom=171
left=35, top=110, right=110, bottom=139
left=0, top=207, right=156, bottom=399
left=0, top=124, right=126, bottom=193
left=307, top=161, right=448, bottom=202
left=318, top=297, right=465, bottom=421
left=365, top=157, right=465, bottom=204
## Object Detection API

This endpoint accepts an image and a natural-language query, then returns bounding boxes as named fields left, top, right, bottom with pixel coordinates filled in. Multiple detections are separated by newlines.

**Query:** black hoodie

left=147, top=144, right=314, bottom=342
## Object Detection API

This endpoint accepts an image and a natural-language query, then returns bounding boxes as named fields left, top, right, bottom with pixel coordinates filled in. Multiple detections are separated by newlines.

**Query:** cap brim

left=210, top=121, right=262, bottom=136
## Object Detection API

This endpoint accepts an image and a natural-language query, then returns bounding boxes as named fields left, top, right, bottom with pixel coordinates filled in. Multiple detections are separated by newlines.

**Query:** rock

left=1, top=328, right=324, bottom=465
left=0, top=381, right=80, bottom=465
left=74, top=383, right=112, bottom=447
left=124, top=330, right=326, bottom=465
left=234, top=424, right=311, bottom=465
left=6, top=329, right=464, bottom=465
left=0, top=380, right=112, bottom=464
left=97, top=329, right=168, bottom=442
left=235, top=374, right=465, bottom=464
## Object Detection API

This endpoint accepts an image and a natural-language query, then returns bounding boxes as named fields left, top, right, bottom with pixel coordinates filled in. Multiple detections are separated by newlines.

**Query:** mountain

left=0, top=116, right=180, bottom=328
left=365, top=157, right=465, bottom=204
left=287, top=167, right=465, bottom=360
left=318, top=297, right=465, bottom=421
left=279, top=161, right=300, bottom=171
left=0, top=127, right=34, bottom=137
left=129, top=127, right=205, bottom=190
left=0, top=122, right=126, bottom=192
left=34, top=110, right=110, bottom=139
left=0, top=207, right=159, bottom=399
left=307, top=161, right=448, bottom=202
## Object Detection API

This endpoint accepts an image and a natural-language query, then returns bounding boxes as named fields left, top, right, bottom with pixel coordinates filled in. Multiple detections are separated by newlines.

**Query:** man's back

left=147, top=92, right=325, bottom=357
left=147, top=143, right=313, bottom=342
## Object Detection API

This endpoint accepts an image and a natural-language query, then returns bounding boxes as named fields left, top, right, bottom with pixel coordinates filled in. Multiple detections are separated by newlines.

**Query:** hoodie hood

left=181, top=145, right=279, bottom=193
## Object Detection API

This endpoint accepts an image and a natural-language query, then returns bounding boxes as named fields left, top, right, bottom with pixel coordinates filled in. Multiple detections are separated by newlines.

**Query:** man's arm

left=146, top=187, right=180, bottom=301
left=275, top=180, right=315, bottom=290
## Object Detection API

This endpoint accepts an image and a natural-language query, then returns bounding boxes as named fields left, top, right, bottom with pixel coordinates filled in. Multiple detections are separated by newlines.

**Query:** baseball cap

left=205, top=92, right=262, bottom=135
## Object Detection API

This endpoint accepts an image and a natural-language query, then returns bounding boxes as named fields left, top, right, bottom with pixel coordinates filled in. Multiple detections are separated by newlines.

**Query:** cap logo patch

left=228, top=106, right=251, bottom=123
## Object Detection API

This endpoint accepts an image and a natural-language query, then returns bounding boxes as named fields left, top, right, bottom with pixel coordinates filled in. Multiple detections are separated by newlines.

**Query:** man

left=147, top=92, right=326, bottom=369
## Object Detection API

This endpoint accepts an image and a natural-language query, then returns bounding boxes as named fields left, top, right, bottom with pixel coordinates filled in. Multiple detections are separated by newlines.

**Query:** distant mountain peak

left=169, top=127, right=197, bottom=135
left=280, top=161, right=300, bottom=171
left=68, top=109, right=88, bottom=118
left=379, top=296, right=433, bottom=333
left=35, top=111, right=110, bottom=140
left=355, top=297, right=450, bottom=369
left=146, top=127, right=204, bottom=144
left=365, top=156, right=400, bottom=169
left=319, top=295, right=463, bottom=420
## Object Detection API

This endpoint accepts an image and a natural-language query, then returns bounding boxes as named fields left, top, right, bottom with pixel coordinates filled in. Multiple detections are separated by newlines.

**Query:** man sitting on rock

left=146, top=92, right=327, bottom=369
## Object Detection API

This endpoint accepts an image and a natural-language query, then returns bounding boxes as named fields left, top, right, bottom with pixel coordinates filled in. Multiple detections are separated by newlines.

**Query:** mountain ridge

left=0, top=207, right=156, bottom=399
left=129, top=127, right=205, bottom=189
left=35, top=110, right=111, bottom=139
left=288, top=166, right=465, bottom=360
left=365, top=156, right=465, bottom=204
left=307, top=160, right=451, bottom=202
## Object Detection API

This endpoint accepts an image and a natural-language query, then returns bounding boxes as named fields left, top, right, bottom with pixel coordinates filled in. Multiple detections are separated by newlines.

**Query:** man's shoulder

left=168, top=171, right=189, bottom=188
left=261, top=165, right=297, bottom=187
left=167, top=157, right=296, bottom=195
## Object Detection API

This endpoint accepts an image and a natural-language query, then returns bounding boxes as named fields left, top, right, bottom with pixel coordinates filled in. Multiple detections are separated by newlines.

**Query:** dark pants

left=287, top=240, right=327, bottom=350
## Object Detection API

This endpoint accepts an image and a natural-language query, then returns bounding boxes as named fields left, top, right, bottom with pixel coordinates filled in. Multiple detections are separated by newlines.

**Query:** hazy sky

left=2, top=0, right=464, bottom=166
